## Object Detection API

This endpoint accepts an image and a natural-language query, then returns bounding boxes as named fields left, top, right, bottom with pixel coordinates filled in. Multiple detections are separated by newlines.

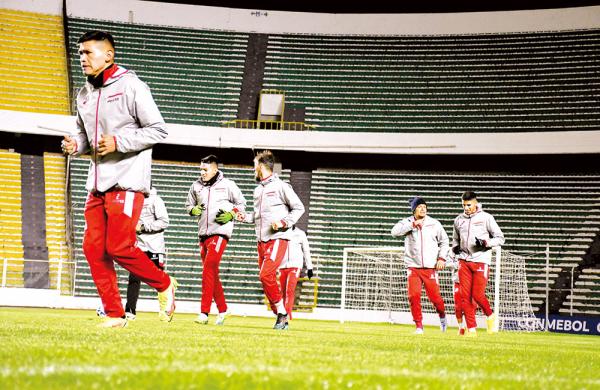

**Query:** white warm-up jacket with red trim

left=185, top=171, right=246, bottom=239
left=137, top=187, right=169, bottom=254
left=280, top=228, right=313, bottom=270
left=244, top=174, right=305, bottom=242
left=452, top=204, right=505, bottom=265
left=70, top=65, right=168, bottom=195
left=391, top=215, right=449, bottom=268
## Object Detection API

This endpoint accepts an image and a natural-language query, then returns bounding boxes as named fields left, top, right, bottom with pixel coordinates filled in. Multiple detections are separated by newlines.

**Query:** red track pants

left=83, top=190, right=171, bottom=318
left=458, top=260, right=493, bottom=329
left=200, top=235, right=228, bottom=314
left=407, top=268, right=446, bottom=328
left=257, top=239, right=289, bottom=313
left=453, top=282, right=465, bottom=323
left=279, top=267, right=300, bottom=319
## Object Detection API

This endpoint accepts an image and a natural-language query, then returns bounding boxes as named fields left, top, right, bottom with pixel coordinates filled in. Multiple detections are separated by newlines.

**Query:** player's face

left=78, top=40, right=113, bottom=77
left=200, top=162, right=218, bottom=182
left=462, top=199, right=478, bottom=215
left=253, top=159, right=262, bottom=181
left=414, top=204, right=427, bottom=219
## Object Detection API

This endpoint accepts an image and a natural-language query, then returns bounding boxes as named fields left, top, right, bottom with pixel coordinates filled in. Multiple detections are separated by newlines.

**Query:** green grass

left=0, top=308, right=598, bottom=389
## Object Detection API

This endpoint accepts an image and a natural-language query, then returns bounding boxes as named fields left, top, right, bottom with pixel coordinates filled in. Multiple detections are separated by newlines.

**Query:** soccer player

left=236, top=150, right=305, bottom=330
left=185, top=155, right=246, bottom=326
left=445, top=256, right=466, bottom=335
left=391, top=197, right=448, bottom=334
left=125, top=186, right=169, bottom=320
left=61, top=31, right=176, bottom=327
left=452, top=191, right=505, bottom=336
left=279, top=227, right=314, bottom=320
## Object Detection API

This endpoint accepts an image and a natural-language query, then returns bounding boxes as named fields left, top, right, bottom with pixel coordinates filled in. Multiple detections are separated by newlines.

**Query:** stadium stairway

left=0, top=8, right=70, bottom=114
left=0, top=150, right=24, bottom=287
left=66, top=18, right=247, bottom=126
left=306, top=169, right=600, bottom=309
left=560, top=267, right=600, bottom=316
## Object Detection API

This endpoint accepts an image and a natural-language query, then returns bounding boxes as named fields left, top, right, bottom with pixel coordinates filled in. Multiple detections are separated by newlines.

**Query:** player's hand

left=215, top=209, right=235, bottom=225
left=135, top=223, right=143, bottom=233
left=61, top=136, right=77, bottom=155
left=412, top=219, right=424, bottom=229
left=452, top=245, right=461, bottom=255
left=475, top=237, right=490, bottom=251
left=307, top=269, right=314, bottom=279
left=97, top=134, right=116, bottom=156
left=435, top=258, right=446, bottom=270
left=271, top=220, right=285, bottom=231
left=190, top=204, right=204, bottom=216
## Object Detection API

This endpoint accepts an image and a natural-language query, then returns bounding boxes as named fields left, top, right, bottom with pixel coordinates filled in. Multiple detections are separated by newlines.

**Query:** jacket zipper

left=93, top=89, right=102, bottom=191
left=258, top=185, right=264, bottom=242
left=419, top=224, right=424, bottom=268
left=205, top=187, right=211, bottom=233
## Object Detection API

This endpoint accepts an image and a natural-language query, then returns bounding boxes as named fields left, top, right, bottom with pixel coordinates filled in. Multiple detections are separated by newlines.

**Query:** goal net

left=341, top=246, right=542, bottom=331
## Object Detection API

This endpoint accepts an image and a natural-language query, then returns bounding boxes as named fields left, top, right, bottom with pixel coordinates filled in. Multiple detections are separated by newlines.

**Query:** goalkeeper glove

left=307, top=269, right=313, bottom=279
left=190, top=204, right=205, bottom=216
left=215, top=209, right=235, bottom=225
left=452, top=246, right=461, bottom=255
left=475, top=237, right=490, bottom=251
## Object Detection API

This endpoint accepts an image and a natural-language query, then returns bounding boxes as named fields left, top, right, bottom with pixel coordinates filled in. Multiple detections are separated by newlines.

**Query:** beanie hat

left=409, top=197, right=427, bottom=213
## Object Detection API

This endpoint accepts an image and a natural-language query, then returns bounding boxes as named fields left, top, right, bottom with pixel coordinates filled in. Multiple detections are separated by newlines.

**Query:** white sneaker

left=96, top=306, right=106, bottom=318
left=195, top=313, right=209, bottom=325
left=98, top=317, right=128, bottom=328
left=440, top=317, right=447, bottom=332
left=414, top=327, right=424, bottom=335
left=125, top=312, right=136, bottom=321
left=215, top=311, right=229, bottom=326
left=158, top=276, right=178, bottom=322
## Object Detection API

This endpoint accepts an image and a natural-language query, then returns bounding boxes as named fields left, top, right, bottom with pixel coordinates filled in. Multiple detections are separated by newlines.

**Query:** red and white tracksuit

left=452, top=204, right=505, bottom=329
left=71, top=64, right=172, bottom=318
left=392, top=215, right=449, bottom=328
left=279, top=228, right=313, bottom=319
left=185, top=171, right=246, bottom=314
left=244, top=174, right=305, bottom=313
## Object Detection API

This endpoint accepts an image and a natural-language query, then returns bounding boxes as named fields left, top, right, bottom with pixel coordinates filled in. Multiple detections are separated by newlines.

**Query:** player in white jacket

left=452, top=191, right=505, bottom=336
left=125, top=187, right=169, bottom=320
left=237, top=150, right=305, bottom=330
left=391, top=197, right=448, bottom=334
left=279, top=228, right=314, bottom=320
left=185, top=155, right=246, bottom=326
left=61, top=31, right=175, bottom=327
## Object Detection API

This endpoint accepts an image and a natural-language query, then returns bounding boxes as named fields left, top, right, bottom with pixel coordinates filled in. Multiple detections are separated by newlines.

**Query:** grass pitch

left=0, top=307, right=598, bottom=389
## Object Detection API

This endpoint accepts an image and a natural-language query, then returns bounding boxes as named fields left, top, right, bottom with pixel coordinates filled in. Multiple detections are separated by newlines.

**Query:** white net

left=341, top=246, right=542, bottom=331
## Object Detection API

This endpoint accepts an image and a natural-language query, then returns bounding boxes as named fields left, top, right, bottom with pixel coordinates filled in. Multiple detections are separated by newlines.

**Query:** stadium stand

left=0, top=149, right=24, bottom=287
left=264, top=31, right=600, bottom=132
left=68, top=156, right=291, bottom=305
left=0, top=8, right=70, bottom=114
left=306, top=170, right=600, bottom=309
left=65, top=18, right=248, bottom=126
left=560, top=267, right=600, bottom=316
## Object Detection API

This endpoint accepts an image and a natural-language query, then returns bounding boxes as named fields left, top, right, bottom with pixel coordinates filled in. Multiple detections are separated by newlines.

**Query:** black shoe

left=274, top=313, right=288, bottom=330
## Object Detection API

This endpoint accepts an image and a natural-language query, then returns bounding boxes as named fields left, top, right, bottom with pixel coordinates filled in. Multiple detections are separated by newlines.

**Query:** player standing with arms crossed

left=185, top=155, right=246, bottom=326
left=391, top=197, right=448, bottom=334
left=236, top=150, right=305, bottom=330
left=452, top=191, right=505, bottom=337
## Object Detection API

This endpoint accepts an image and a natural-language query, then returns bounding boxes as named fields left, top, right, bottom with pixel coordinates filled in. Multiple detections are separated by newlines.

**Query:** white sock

left=275, top=300, right=287, bottom=315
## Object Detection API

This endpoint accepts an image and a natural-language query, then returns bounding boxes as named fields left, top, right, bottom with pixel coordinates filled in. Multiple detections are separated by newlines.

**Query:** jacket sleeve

left=71, top=112, right=90, bottom=155
left=451, top=218, right=461, bottom=248
left=115, top=79, right=168, bottom=153
left=281, top=183, right=305, bottom=228
left=300, top=231, right=313, bottom=270
left=143, top=196, right=169, bottom=232
left=391, top=217, right=414, bottom=237
left=437, top=222, right=450, bottom=259
left=229, top=181, right=247, bottom=214
left=486, top=214, right=505, bottom=247
left=185, top=183, right=198, bottom=215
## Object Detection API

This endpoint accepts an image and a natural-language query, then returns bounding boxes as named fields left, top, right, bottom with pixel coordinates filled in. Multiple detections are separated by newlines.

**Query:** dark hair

left=462, top=191, right=478, bottom=201
left=78, top=31, right=115, bottom=48
left=200, top=154, right=219, bottom=165
left=255, top=150, right=275, bottom=171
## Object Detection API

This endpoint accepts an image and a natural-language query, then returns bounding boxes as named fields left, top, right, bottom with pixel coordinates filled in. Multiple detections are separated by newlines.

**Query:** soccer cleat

left=465, top=328, right=477, bottom=337
left=158, top=276, right=178, bottom=322
left=125, top=312, right=136, bottom=321
left=273, top=313, right=288, bottom=330
left=414, top=327, right=424, bottom=335
left=486, top=312, right=498, bottom=334
left=439, top=317, right=447, bottom=333
left=215, top=311, right=229, bottom=326
left=195, top=313, right=209, bottom=325
left=98, top=317, right=128, bottom=328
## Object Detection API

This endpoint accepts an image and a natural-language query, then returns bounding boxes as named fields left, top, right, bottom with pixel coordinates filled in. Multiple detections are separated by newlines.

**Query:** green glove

left=215, top=209, right=235, bottom=225
left=190, top=205, right=204, bottom=216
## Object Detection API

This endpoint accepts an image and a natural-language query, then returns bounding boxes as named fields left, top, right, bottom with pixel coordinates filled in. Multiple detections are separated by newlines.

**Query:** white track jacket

left=185, top=171, right=246, bottom=239
left=391, top=215, right=449, bottom=268
left=452, top=204, right=505, bottom=265
left=71, top=65, right=168, bottom=195
left=280, top=228, right=313, bottom=270
left=244, top=174, right=305, bottom=242
left=137, top=187, right=168, bottom=254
